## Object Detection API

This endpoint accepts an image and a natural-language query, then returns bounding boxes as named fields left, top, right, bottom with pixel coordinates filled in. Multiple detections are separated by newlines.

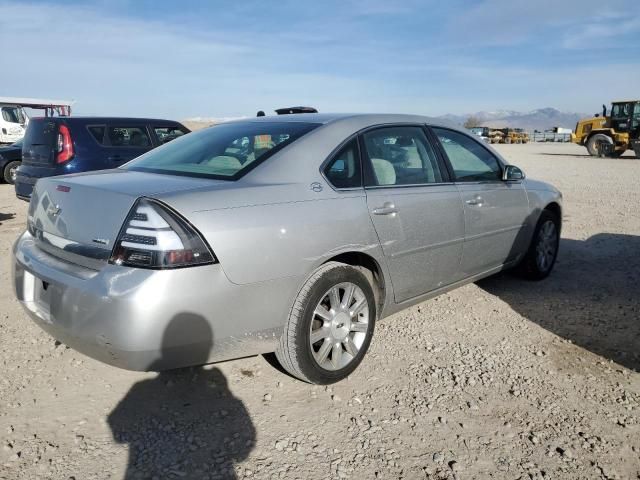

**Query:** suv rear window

left=23, top=118, right=57, bottom=146
left=124, top=121, right=319, bottom=180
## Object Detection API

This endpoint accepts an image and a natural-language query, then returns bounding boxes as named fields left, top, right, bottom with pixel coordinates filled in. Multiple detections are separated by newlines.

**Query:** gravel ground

left=0, top=142, right=638, bottom=480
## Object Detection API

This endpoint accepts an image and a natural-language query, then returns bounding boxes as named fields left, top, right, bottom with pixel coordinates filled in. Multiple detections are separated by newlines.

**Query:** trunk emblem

left=92, top=238, right=110, bottom=246
left=46, top=205, right=62, bottom=217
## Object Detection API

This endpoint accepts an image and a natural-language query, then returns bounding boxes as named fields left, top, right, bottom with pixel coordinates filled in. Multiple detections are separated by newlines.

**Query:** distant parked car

left=0, top=139, right=22, bottom=184
left=14, top=117, right=189, bottom=200
left=13, top=113, right=562, bottom=384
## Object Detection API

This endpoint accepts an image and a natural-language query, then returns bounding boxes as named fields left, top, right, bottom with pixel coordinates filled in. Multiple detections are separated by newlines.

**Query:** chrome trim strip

left=34, top=229, right=109, bottom=271
left=464, top=224, right=524, bottom=241
left=388, top=237, right=465, bottom=259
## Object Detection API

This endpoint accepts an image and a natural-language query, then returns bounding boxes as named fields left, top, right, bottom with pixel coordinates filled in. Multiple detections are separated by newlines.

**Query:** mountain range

left=184, top=108, right=589, bottom=133
left=437, top=108, right=588, bottom=131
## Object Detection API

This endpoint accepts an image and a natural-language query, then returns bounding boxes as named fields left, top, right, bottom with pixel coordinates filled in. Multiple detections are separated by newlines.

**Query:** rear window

left=124, top=121, right=319, bottom=180
left=23, top=118, right=57, bottom=146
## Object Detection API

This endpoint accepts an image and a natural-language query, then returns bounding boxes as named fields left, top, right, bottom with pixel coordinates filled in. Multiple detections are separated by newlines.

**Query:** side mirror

left=502, top=165, right=525, bottom=181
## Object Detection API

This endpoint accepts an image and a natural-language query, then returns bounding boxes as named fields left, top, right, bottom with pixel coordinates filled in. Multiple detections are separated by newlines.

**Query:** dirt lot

left=0, top=143, right=638, bottom=480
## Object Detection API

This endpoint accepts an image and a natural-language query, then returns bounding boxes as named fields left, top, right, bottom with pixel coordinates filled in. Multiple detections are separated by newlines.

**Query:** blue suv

left=15, top=117, right=189, bottom=201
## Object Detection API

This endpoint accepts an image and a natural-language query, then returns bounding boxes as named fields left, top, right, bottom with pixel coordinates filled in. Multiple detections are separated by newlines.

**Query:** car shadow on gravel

left=108, top=314, right=256, bottom=479
left=478, top=233, right=640, bottom=372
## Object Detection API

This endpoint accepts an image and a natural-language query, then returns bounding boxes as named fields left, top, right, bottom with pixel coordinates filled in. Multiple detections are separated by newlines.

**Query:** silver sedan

left=12, top=114, right=562, bottom=384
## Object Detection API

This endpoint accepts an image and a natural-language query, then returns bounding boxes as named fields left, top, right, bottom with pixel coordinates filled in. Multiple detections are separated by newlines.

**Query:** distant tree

left=464, top=116, right=482, bottom=129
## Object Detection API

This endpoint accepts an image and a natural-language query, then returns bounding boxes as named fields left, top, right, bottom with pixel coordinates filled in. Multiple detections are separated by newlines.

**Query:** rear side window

left=362, top=126, right=443, bottom=186
left=107, top=126, right=151, bottom=148
left=433, top=128, right=502, bottom=182
left=124, top=121, right=319, bottom=180
left=154, top=126, right=187, bottom=144
left=88, top=126, right=106, bottom=144
left=324, top=139, right=362, bottom=189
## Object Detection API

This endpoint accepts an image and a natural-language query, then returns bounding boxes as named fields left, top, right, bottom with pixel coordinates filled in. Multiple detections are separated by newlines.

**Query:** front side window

left=125, top=121, right=319, bottom=180
left=324, top=139, right=362, bottom=189
left=433, top=128, right=502, bottom=182
left=362, top=126, right=443, bottom=186
left=612, top=104, right=626, bottom=118
left=1, top=107, right=25, bottom=124
left=108, top=126, right=151, bottom=148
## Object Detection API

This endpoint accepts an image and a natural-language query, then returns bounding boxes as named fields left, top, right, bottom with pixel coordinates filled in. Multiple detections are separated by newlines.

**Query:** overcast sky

left=1, top=0, right=638, bottom=119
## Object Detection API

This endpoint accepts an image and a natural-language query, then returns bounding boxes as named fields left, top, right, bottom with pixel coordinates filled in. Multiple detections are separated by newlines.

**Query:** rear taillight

left=109, top=198, right=215, bottom=269
left=56, top=124, right=74, bottom=163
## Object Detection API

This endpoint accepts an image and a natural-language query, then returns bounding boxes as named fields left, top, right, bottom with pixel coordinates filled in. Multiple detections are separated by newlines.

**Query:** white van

left=0, top=105, right=28, bottom=144
left=0, top=97, right=73, bottom=144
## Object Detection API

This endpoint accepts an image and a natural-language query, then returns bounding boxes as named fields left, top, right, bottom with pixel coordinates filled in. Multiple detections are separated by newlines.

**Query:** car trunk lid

left=28, top=169, right=224, bottom=270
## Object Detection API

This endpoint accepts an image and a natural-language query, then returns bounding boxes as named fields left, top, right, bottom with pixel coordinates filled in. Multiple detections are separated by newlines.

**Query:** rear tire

left=275, top=262, right=376, bottom=384
left=2, top=160, right=20, bottom=184
left=517, top=210, right=560, bottom=280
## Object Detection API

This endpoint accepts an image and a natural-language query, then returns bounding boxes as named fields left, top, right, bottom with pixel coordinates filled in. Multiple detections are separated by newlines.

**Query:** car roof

left=229, top=112, right=451, bottom=127
left=31, top=116, right=184, bottom=124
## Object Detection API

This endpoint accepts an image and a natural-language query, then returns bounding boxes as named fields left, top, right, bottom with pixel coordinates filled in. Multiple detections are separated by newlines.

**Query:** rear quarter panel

left=166, top=184, right=383, bottom=285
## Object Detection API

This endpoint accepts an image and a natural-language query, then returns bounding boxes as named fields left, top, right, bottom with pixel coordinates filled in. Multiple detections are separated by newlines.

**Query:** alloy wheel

left=310, top=282, right=370, bottom=371
left=535, top=220, right=558, bottom=272
left=9, top=165, right=18, bottom=183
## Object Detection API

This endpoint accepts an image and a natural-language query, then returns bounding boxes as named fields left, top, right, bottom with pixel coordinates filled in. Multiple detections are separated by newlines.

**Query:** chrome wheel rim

left=535, top=220, right=558, bottom=272
left=9, top=165, right=18, bottom=183
left=310, top=282, right=369, bottom=371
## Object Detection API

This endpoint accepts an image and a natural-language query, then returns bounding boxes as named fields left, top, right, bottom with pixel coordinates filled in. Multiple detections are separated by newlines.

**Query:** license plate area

left=23, top=270, right=52, bottom=323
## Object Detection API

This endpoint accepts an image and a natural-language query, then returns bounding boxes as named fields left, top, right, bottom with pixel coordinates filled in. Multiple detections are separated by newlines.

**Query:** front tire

left=517, top=210, right=560, bottom=280
left=586, top=134, right=611, bottom=156
left=275, top=262, right=376, bottom=384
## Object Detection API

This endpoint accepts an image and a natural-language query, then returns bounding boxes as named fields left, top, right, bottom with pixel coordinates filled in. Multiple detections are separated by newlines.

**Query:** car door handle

left=373, top=203, right=398, bottom=215
left=466, top=196, right=484, bottom=207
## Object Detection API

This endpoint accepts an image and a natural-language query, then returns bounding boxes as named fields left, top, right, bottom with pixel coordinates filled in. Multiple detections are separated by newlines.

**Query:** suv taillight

left=56, top=124, right=74, bottom=164
left=109, top=198, right=215, bottom=269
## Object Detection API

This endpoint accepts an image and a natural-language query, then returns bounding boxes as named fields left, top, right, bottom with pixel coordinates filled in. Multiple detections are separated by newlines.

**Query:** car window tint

left=124, top=121, right=319, bottom=180
left=154, top=126, right=186, bottom=145
left=362, top=126, right=443, bottom=186
left=107, top=126, right=151, bottom=148
left=324, top=139, right=361, bottom=189
left=433, top=128, right=501, bottom=182
left=88, top=126, right=106, bottom=144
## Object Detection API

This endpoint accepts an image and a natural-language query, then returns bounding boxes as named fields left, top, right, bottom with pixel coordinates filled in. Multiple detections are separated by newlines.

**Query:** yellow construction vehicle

left=502, top=128, right=529, bottom=144
left=486, top=128, right=529, bottom=144
left=571, top=100, right=640, bottom=157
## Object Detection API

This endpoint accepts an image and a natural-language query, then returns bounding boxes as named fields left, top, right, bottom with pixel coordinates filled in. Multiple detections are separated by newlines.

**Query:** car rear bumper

left=14, top=170, right=36, bottom=200
left=14, top=163, right=72, bottom=200
left=13, top=232, right=298, bottom=371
